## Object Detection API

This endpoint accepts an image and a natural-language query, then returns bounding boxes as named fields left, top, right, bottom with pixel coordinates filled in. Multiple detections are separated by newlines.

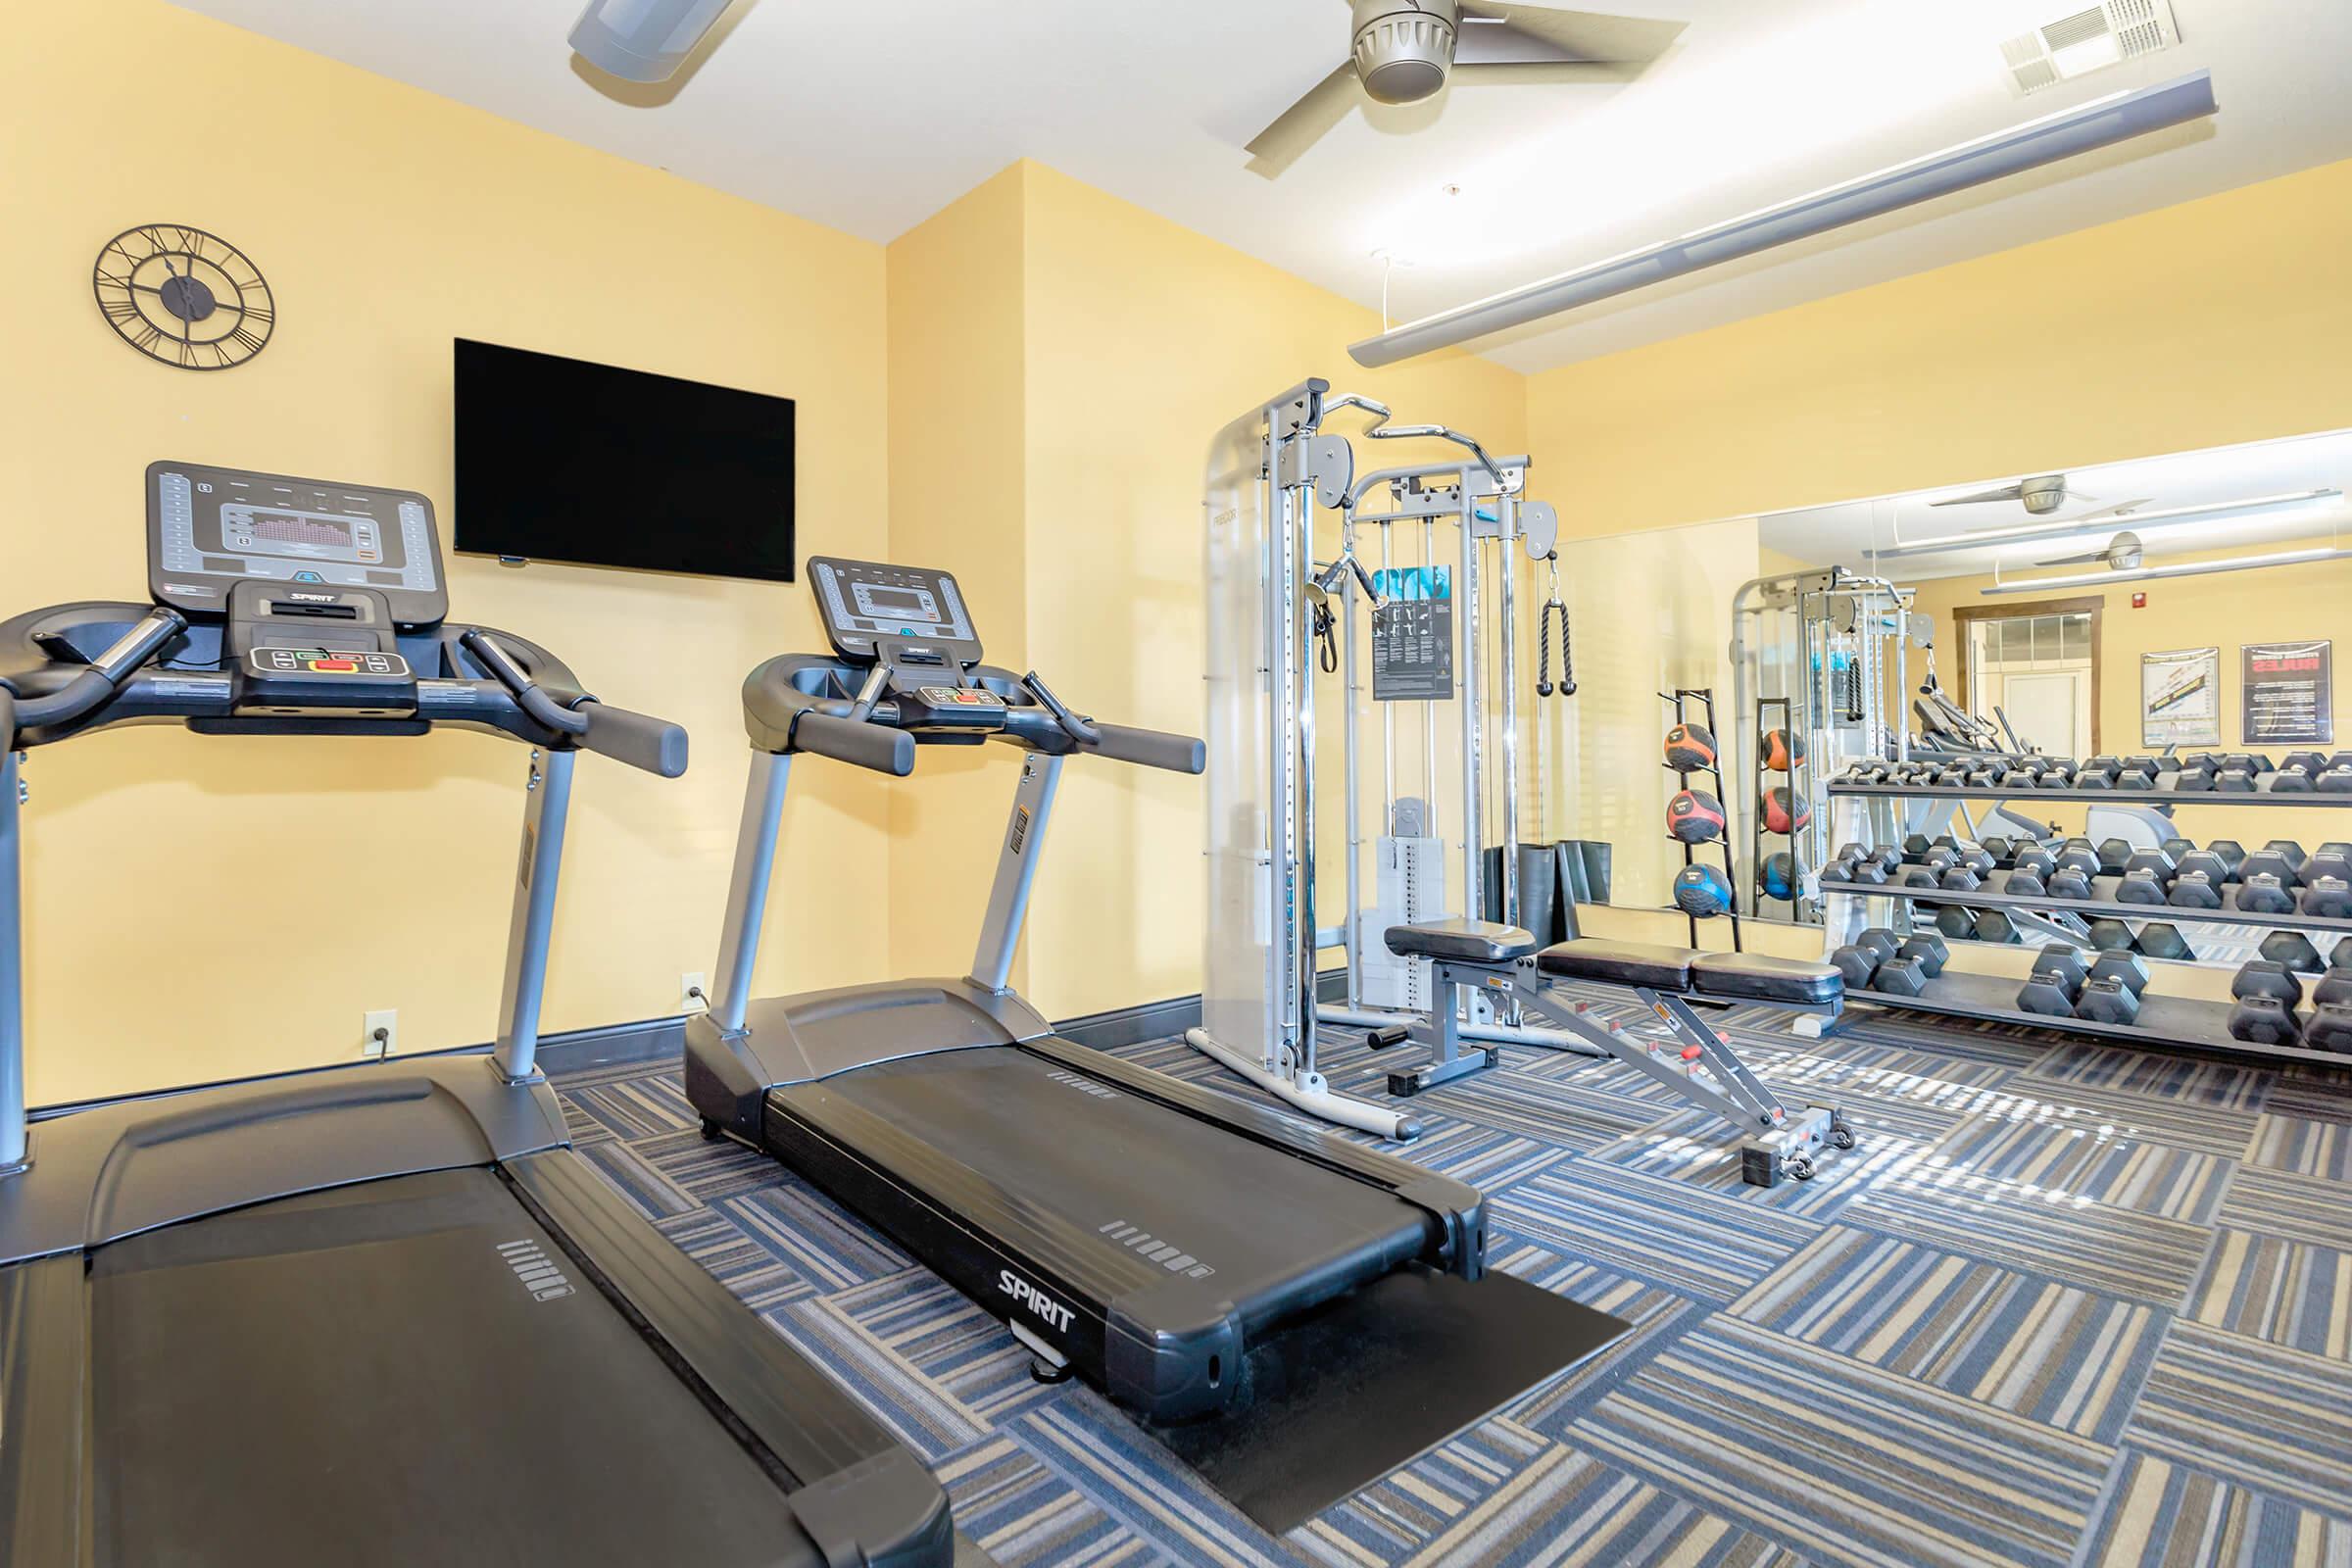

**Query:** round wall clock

left=92, top=224, right=275, bottom=371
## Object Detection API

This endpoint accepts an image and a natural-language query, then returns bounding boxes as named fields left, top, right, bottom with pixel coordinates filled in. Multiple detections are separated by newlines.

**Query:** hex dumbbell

left=2260, top=931, right=2327, bottom=974
left=2019, top=946, right=2089, bottom=1016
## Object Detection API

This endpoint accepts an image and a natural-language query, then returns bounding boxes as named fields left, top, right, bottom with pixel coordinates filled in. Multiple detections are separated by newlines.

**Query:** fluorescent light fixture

left=1347, top=70, right=2217, bottom=368
left=1878, top=488, right=2341, bottom=560
left=1987, top=544, right=2352, bottom=595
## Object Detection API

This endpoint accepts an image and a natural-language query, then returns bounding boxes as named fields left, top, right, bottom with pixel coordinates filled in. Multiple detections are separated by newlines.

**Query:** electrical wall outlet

left=363, top=1008, right=397, bottom=1058
left=681, top=973, right=709, bottom=1013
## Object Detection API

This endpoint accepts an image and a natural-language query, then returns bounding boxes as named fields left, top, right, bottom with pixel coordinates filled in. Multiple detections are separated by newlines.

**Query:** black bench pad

left=1536, top=940, right=1696, bottom=991
left=1692, top=953, right=1843, bottom=1006
left=1385, top=919, right=1542, bottom=963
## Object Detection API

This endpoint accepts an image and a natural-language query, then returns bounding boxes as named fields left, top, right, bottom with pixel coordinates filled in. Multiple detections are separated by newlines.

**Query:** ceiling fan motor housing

left=1352, top=0, right=1460, bottom=105
left=2019, top=474, right=2069, bottom=514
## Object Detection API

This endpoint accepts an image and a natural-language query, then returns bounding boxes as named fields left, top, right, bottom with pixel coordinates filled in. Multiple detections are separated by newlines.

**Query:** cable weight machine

left=1188, top=381, right=1597, bottom=1139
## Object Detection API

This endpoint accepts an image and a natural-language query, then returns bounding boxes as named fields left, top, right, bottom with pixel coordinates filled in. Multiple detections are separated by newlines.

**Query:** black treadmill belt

left=90, top=1167, right=815, bottom=1567
left=784, top=1045, right=1437, bottom=1321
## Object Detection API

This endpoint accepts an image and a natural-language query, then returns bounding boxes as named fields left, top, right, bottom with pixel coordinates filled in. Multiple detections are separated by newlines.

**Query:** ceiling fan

left=1247, top=1, right=1689, bottom=179
left=1931, top=473, right=2076, bottom=514
left=2034, top=530, right=2146, bottom=570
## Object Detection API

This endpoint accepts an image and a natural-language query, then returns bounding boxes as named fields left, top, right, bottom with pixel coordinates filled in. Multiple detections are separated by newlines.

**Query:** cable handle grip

left=791, top=710, right=915, bottom=776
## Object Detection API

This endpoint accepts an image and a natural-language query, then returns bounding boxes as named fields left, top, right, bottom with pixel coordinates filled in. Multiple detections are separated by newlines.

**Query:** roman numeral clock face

left=92, top=223, right=274, bottom=370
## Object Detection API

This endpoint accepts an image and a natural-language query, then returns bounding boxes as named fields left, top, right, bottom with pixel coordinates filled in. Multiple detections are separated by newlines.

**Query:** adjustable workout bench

left=1381, top=920, right=1855, bottom=1187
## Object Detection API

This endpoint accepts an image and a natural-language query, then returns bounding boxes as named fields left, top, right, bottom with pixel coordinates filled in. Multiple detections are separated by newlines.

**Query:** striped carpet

left=551, top=992, right=2352, bottom=1567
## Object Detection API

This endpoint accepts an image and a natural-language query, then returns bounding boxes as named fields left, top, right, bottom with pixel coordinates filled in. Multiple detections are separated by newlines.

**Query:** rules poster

left=2242, top=640, right=2334, bottom=745
left=2141, top=647, right=2220, bottom=748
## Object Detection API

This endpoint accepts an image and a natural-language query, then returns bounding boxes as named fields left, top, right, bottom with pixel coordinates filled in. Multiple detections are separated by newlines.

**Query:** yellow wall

left=19, top=0, right=2352, bottom=1095
left=1014, top=164, right=1533, bottom=1019
left=3, top=0, right=892, bottom=1102
left=883, top=167, right=1030, bottom=986
left=1529, top=157, right=2352, bottom=539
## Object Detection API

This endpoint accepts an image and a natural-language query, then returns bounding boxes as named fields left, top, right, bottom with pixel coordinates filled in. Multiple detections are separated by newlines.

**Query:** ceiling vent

left=2001, top=0, right=2180, bottom=95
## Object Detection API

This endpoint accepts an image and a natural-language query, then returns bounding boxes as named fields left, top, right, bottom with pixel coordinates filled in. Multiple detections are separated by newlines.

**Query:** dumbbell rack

left=1664, top=687, right=1743, bottom=952
left=1822, top=774, right=2352, bottom=1065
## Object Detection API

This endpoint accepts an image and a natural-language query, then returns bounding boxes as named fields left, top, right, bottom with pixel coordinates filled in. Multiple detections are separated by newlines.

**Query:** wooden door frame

left=1949, top=596, right=2106, bottom=754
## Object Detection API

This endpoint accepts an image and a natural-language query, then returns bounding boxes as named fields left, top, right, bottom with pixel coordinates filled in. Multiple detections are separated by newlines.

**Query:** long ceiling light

left=1347, top=70, right=2218, bottom=368
left=1876, top=487, right=2341, bottom=560
left=1986, top=544, right=2352, bottom=595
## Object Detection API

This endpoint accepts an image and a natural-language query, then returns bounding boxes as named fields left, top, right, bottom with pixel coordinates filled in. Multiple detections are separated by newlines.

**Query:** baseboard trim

left=36, top=972, right=1363, bottom=1116
left=1054, top=993, right=1202, bottom=1052
left=534, top=1015, right=687, bottom=1075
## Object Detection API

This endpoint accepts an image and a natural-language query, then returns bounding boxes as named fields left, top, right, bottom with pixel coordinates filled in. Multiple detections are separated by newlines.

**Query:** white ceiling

left=1756, top=428, right=2352, bottom=586
left=172, top=0, right=2352, bottom=370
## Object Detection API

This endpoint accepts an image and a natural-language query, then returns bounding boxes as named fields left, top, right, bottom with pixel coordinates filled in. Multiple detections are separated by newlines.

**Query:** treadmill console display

left=808, top=557, right=981, bottom=664
left=147, top=462, right=450, bottom=626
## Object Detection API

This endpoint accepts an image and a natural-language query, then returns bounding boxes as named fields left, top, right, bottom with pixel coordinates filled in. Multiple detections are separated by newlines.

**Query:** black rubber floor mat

left=1149, top=1264, right=1629, bottom=1533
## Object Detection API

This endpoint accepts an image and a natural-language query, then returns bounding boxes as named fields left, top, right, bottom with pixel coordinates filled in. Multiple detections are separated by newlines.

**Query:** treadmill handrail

left=740, top=651, right=1203, bottom=775
left=466, top=629, right=688, bottom=778
left=0, top=607, right=185, bottom=742
left=0, top=603, right=679, bottom=765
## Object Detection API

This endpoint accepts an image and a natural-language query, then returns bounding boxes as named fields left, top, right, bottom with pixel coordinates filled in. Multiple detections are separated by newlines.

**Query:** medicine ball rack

left=1749, top=695, right=1811, bottom=922
left=1820, top=772, right=2351, bottom=1064
left=1663, top=687, right=1743, bottom=951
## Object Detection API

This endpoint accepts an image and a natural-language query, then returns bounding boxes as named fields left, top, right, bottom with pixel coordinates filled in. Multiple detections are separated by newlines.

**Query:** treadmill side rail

left=685, top=979, right=1056, bottom=1132
left=0, top=1255, right=84, bottom=1566
left=759, top=1085, right=1236, bottom=1422
left=0, top=1054, right=572, bottom=1264
left=507, top=1150, right=956, bottom=1568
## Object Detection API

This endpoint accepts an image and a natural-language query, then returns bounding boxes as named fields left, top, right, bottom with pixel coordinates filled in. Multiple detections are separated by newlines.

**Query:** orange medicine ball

left=1765, top=785, right=1812, bottom=835
left=1761, top=727, right=1806, bottom=773
left=1664, top=723, right=1718, bottom=773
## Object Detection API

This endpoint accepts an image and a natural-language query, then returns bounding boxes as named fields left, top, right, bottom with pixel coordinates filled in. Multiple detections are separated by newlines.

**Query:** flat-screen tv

left=453, top=338, right=795, bottom=582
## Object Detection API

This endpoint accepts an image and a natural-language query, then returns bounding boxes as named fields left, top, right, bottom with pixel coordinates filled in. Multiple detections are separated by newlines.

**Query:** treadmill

left=686, top=557, right=1494, bottom=1424
left=0, top=466, right=953, bottom=1567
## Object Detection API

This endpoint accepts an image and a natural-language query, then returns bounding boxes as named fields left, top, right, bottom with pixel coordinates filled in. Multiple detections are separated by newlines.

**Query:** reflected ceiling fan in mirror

left=1932, top=472, right=2071, bottom=513
left=1247, top=0, right=1689, bottom=178
left=2034, top=529, right=2145, bottom=570
left=1929, top=471, right=2151, bottom=524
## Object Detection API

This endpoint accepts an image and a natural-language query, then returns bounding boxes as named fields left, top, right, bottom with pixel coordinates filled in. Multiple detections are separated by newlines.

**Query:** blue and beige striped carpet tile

left=553, top=989, right=2352, bottom=1567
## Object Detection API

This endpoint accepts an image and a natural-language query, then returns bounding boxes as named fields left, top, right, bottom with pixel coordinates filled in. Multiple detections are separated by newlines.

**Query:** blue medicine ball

left=1674, top=863, right=1734, bottom=917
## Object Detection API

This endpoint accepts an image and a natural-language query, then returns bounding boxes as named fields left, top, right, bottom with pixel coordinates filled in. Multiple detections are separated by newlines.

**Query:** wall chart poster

left=2242, top=640, right=2334, bottom=745
left=1371, top=564, right=1454, bottom=702
left=2141, top=647, right=2221, bottom=748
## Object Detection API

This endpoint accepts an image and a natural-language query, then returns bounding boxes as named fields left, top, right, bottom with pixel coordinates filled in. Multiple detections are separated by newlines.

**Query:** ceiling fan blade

left=2034, top=549, right=2113, bottom=566
left=1457, top=5, right=1690, bottom=64
left=1449, top=58, right=1646, bottom=85
left=1931, top=485, right=2028, bottom=508
left=1246, top=63, right=1363, bottom=180
left=2069, top=499, right=2155, bottom=523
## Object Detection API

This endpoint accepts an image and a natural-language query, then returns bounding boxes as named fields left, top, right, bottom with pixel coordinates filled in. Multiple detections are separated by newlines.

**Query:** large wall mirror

left=1542, top=427, right=2352, bottom=926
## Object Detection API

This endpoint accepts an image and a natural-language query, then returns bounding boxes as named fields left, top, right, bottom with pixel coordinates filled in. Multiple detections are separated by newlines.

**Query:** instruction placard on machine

left=1371, top=567, right=1454, bottom=702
